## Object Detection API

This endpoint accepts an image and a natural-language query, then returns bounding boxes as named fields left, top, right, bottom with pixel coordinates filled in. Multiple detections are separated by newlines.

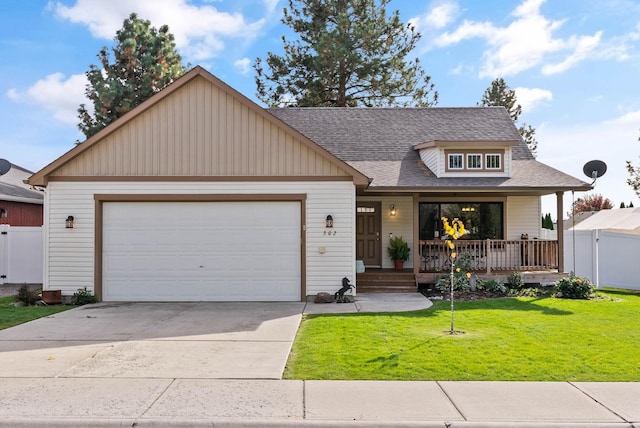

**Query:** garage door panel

left=102, top=201, right=301, bottom=301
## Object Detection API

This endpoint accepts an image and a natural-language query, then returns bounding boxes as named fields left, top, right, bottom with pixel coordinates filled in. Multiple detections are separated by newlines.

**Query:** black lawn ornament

left=335, top=277, right=354, bottom=303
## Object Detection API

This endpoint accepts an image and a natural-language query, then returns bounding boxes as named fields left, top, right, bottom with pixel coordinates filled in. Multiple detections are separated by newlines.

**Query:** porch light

left=389, top=205, right=396, bottom=216
left=0, top=208, right=6, bottom=218
left=65, top=216, right=75, bottom=229
left=325, top=215, right=333, bottom=228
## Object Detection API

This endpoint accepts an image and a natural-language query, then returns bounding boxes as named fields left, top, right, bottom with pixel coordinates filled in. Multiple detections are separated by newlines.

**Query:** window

left=448, top=154, right=463, bottom=169
left=356, top=206, right=375, bottom=213
left=486, top=154, right=501, bottom=169
left=467, top=154, right=482, bottom=169
left=419, top=202, right=504, bottom=240
left=444, top=150, right=504, bottom=172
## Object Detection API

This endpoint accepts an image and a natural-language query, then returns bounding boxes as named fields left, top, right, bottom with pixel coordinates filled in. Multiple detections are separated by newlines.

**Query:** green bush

left=554, top=276, right=595, bottom=299
left=477, top=279, right=506, bottom=293
left=506, top=271, right=524, bottom=289
left=71, top=287, right=97, bottom=305
left=16, top=285, right=41, bottom=306
left=435, top=252, right=473, bottom=292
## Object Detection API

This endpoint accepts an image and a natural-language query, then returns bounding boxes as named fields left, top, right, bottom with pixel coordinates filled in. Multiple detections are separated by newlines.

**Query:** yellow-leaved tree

left=442, top=217, right=471, bottom=334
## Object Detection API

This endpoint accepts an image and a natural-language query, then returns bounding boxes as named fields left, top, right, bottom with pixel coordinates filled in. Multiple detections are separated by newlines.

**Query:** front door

left=356, top=202, right=381, bottom=267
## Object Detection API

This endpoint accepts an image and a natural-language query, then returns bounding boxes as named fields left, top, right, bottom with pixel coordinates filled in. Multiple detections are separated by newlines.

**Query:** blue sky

left=1, top=0, right=639, bottom=218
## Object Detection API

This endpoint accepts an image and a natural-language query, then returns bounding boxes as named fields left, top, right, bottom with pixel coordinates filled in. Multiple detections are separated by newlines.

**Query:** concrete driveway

left=0, top=301, right=305, bottom=380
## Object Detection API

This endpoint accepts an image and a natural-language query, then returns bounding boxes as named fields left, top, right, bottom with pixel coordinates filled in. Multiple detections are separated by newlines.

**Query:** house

left=28, top=66, right=591, bottom=302
left=564, top=207, right=640, bottom=290
left=0, top=162, right=43, bottom=226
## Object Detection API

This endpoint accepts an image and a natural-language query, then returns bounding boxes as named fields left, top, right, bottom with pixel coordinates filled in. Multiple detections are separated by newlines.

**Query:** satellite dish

left=0, top=159, right=11, bottom=176
left=583, top=160, right=607, bottom=184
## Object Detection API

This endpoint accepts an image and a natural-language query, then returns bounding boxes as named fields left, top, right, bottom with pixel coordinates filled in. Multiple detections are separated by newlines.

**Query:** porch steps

left=356, top=269, right=417, bottom=293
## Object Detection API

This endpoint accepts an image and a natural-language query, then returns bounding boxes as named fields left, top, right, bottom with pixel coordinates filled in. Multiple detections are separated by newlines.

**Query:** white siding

left=419, top=148, right=439, bottom=175
left=357, top=196, right=414, bottom=269
left=506, top=196, right=541, bottom=240
left=43, top=181, right=355, bottom=298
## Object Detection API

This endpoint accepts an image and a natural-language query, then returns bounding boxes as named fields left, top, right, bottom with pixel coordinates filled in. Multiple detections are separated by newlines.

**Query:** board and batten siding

left=44, top=181, right=355, bottom=298
left=506, top=196, right=541, bottom=240
left=49, top=76, right=351, bottom=180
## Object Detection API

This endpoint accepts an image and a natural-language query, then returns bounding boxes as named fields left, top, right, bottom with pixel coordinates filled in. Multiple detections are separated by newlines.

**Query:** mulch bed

left=420, top=289, right=509, bottom=301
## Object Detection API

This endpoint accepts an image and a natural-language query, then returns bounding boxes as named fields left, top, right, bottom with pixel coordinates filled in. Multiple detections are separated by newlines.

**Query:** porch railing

left=418, top=239, right=558, bottom=273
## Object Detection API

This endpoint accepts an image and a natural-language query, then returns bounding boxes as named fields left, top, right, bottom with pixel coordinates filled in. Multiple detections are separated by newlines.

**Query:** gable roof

left=29, top=66, right=369, bottom=187
left=268, top=107, right=591, bottom=194
left=571, top=207, right=640, bottom=231
left=0, top=162, right=43, bottom=204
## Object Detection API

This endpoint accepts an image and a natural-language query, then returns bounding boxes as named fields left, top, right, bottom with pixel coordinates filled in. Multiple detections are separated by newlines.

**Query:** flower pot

left=393, top=259, right=404, bottom=270
left=41, top=290, right=62, bottom=305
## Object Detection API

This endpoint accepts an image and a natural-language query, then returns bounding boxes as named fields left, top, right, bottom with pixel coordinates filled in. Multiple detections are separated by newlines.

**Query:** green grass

left=0, top=296, right=73, bottom=330
left=285, top=288, right=640, bottom=381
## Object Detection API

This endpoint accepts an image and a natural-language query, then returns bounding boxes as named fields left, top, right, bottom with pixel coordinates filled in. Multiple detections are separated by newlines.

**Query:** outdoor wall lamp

left=65, top=216, right=75, bottom=229
left=325, top=215, right=333, bottom=228
left=0, top=208, right=6, bottom=218
left=389, top=205, right=396, bottom=216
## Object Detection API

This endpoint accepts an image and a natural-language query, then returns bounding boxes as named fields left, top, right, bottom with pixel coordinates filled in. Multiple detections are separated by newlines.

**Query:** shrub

left=71, top=287, right=97, bottom=306
left=16, top=285, right=41, bottom=306
left=506, top=271, right=524, bottom=289
left=554, top=276, right=595, bottom=299
left=477, top=279, right=506, bottom=293
left=435, top=252, right=474, bottom=292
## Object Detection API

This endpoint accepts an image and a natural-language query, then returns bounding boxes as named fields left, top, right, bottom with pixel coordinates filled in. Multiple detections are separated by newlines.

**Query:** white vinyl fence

left=564, top=229, right=640, bottom=290
left=0, top=225, right=43, bottom=284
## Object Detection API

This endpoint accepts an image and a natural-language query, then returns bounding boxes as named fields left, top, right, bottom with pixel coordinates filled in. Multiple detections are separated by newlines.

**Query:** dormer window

left=486, top=154, right=501, bottom=170
left=445, top=150, right=504, bottom=172
left=467, top=154, right=482, bottom=169
left=448, top=154, right=463, bottom=169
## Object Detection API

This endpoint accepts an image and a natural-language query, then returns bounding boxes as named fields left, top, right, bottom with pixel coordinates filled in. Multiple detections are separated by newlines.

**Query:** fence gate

left=0, top=225, right=43, bottom=284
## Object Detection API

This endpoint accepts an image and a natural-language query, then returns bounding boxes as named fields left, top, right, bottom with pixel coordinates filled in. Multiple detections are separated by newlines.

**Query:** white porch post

left=556, top=191, right=565, bottom=273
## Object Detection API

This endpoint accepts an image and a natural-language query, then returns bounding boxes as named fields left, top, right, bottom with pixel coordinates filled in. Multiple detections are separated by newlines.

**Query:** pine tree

left=479, top=78, right=538, bottom=157
left=254, top=0, right=437, bottom=107
left=78, top=13, right=186, bottom=138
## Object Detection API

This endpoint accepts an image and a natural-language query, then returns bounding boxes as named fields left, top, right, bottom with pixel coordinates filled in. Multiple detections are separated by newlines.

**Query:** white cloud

left=514, top=87, right=552, bottom=111
left=8, top=73, right=89, bottom=124
left=603, top=110, right=640, bottom=125
left=432, top=0, right=620, bottom=78
left=409, top=1, right=460, bottom=31
left=52, top=0, right=266, bottom=61
left=233, top=58, right=251, bottom=75
left=541, top=32, right=602, bottom=75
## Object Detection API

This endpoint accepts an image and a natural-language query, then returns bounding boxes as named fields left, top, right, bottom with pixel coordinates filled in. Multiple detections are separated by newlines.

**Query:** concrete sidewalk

left=0, top=293, right=638, bottom=427
left=0, top=379, right=638, bottom=427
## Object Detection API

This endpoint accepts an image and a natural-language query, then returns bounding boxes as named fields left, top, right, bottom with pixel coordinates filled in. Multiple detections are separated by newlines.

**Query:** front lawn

left=0, top=296, right=73, bottom=330
left=285, top=288, right=640, bottom=381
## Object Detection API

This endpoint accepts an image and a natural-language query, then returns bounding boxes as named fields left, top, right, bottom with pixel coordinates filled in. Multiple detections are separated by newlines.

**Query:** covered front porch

left=356, top=192, right=571, bottom=292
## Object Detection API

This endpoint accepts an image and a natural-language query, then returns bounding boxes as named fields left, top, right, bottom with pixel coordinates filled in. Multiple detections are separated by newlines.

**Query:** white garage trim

left=94, top=194, right=306, bottom=301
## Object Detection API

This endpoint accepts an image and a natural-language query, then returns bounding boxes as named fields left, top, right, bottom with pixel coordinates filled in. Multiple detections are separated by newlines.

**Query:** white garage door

left=102, top=201, right=301, bottom=301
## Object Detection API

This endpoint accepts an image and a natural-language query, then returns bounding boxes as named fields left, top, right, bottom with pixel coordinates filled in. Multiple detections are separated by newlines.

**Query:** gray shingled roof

left=268, top=107, right=590, bottom=193
left=0, top=163, right=44, bottom=204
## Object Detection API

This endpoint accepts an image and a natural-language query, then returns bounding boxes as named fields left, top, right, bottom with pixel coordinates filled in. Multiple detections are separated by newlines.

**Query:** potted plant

left=387, top=235, right=410, bottom=270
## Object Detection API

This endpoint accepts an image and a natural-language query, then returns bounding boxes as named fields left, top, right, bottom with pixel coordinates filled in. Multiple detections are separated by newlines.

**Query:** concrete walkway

left=0, top=293, right=638, bottom=427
